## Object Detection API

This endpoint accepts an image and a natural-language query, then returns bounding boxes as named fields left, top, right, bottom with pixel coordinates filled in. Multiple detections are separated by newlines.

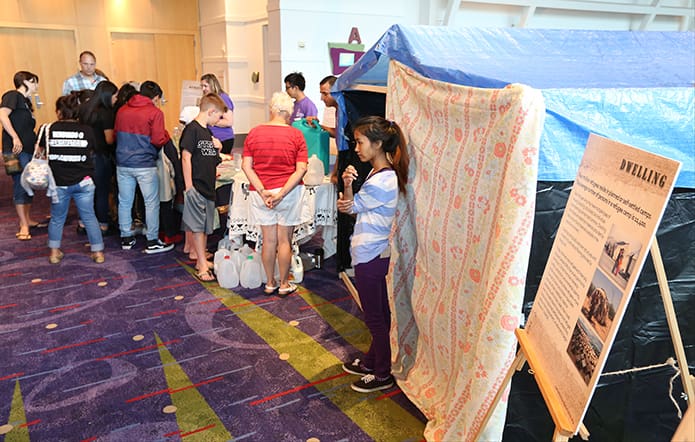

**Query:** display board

left=524, top=134, right=681, bottom=432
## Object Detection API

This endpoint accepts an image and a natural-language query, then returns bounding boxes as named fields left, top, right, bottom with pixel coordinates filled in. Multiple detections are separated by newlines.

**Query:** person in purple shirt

left=284, top=72, right=317, bottom=122
left=200, top=73, right=235, bottom=154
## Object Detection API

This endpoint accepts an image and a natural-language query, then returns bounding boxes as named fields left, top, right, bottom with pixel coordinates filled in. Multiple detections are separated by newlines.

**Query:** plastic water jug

left=240, top=254, right=263, bottom=289
left=214, top=248, right=231, bottom=274
left=217, top=235, right=233, bottom=251
left=292, top=118, right=329, bottom=174
left=290, top=253, right=304, bottom=283
left=304, top=155, right=324, bottom=186
left=230, top=248, right=244, bottom=276
left=217, top=256, right=239, bottom=288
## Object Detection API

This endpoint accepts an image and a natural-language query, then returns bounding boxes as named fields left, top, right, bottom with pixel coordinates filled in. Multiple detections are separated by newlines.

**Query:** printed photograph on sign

left=599, top=224, right=644, bottom=289
left=580, top=270, right=624, bottom=341
left=566, top=317, right=602, bottom=384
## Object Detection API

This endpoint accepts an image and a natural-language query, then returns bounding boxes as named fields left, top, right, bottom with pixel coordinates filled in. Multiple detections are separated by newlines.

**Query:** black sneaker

left=351, top=374, right=394, bottom=393
left=121, top=236, right=136, bottom=250
left=342, top=358, right=374, bottom=376
left=145, top=239, right=175, bottom=254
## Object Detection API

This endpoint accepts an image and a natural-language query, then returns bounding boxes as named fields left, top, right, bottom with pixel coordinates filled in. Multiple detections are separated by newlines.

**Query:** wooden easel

left=475, top=240, right=693, bottom=441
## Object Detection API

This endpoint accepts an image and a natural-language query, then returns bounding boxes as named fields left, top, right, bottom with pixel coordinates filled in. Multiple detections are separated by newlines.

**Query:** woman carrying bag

left=41, top=93, right=104, bottom=264
left=0, top=71, right=42, bottom=240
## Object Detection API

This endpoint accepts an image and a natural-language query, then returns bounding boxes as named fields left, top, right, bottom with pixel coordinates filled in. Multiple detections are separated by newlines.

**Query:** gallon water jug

left=292, top=118, right=329, bottom=174
left=290, top=253, right=304, bottom=283
left=304, top=155, right=324, bottom=186
left=217, top=235, right=233, bottom=251
left=217, top=256, right=240, bottom=288
left=230, top=248, right=244, bottom=275
left=240, top=254, right=263, bottom=289
left=214, top=248, right=231, bottom=274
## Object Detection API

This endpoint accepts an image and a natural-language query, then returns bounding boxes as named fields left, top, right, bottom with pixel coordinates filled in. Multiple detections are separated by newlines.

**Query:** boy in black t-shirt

left=180, top=93, right=226, bottom=282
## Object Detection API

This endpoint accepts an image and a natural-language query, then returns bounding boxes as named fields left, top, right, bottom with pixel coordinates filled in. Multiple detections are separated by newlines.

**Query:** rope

left=601, top=357, right=676, bottom=376
left=600, top=357, right=683, bottom=419
left=527, top=357, right=686, bottom=418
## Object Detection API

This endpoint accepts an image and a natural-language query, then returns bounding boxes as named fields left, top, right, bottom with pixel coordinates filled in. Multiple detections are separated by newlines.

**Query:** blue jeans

left=93, top=152, right=114, bottom=226
left=12, top=151, right=34, bottom=204
left=48, top=178, right=104, bottom=252
left=117, top=166, right=159, bottom=241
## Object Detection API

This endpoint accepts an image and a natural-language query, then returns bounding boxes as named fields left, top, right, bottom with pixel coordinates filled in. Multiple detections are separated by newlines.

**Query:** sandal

left=91, top=252, right=105, bottom=264
left=263, top=284, right=278, bottom=295
left=195, top=269, right=217, bottom=283
left=278, top=283, right=297, bottom=297
left=49, top=250, right=64, bottom=264
left=16, top=232, right=32, bottom=241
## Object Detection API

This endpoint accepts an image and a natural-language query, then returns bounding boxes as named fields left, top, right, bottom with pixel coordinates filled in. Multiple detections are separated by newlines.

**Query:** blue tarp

left=335, top=25, right=695, bottom=188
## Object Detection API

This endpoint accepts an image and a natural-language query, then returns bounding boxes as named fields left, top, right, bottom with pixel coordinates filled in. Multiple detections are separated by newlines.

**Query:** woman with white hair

left=242, top=92, right=307, bottom=297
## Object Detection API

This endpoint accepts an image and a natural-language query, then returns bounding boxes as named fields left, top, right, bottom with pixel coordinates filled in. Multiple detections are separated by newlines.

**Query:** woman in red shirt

left=242, top=92, right=307, bottom=297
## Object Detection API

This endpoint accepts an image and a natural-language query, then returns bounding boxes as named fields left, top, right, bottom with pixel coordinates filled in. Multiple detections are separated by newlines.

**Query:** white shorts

left=250, top=185, right=304, bottom=226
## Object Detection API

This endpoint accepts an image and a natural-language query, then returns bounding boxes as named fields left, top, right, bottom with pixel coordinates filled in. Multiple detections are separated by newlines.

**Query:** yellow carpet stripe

left=296, top=287, right=371, bottom=354
left=154, top=333, right=233, bottom=441
left=183, top=264, right=425, bottom=441
left=4, top=380, right=30, bottom=442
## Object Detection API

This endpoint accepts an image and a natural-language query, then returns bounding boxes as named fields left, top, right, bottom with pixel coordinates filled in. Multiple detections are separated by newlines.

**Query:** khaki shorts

left=250, top=185, right=304, bottom=226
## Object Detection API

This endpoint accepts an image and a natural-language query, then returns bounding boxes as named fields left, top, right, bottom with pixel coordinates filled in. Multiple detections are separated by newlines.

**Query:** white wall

left=199, top=0, right=269, bottom=135
left=269, top=0, right=424, bottom=126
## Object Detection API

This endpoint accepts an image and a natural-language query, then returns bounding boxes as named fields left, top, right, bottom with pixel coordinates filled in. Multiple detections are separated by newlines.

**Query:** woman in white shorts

left=242, top=92, right=308, bottom=297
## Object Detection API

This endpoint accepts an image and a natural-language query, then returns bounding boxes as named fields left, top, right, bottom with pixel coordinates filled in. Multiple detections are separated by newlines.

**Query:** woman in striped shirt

left=337, top=116, right=409, bottom=393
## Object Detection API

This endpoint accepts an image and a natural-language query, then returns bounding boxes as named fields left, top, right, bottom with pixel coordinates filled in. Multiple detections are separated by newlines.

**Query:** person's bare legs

left=193, top=232, right=210, bottom=273
left=261, top=224, right=278, bottom=288
left=276, top=225, right=294, bottom=290
left=24, top=203, right=40, bottom=226
left=184, top=231, right=193, bottom=256
left=16, top=203, right=30, bottom=236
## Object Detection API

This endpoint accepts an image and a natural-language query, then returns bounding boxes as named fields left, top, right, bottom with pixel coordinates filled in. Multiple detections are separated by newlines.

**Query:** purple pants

left=354, top=256, right=391, bottom=378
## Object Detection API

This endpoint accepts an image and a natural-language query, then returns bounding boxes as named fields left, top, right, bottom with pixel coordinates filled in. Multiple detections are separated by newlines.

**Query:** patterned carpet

left=0, top=173, right=426, bottom=441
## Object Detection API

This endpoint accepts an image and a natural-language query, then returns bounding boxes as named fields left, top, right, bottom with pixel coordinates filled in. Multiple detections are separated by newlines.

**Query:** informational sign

left=524, top=134, right=681, bottom=432
left=180, top=80, right=203, bottom=111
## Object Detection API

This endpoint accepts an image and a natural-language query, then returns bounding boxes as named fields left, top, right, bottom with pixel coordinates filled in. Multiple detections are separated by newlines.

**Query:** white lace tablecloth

left=224, top=171, right=337, bottom=256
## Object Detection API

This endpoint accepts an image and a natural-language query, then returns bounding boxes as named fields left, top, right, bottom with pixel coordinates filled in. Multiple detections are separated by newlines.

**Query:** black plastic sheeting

left=504, top=183, right=695, bottom=442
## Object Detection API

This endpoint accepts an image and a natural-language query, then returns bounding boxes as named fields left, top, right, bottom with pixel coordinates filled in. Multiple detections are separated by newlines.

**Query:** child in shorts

left=180, top=93, right=226, bottom=282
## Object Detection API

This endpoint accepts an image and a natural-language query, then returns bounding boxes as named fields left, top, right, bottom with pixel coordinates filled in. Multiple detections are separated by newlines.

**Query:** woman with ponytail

left=336, top=116, right=409, bottom=393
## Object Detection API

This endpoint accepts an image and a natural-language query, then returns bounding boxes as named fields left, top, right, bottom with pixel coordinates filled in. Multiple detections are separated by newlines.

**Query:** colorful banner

left=387, top=60, right=546, bottom=441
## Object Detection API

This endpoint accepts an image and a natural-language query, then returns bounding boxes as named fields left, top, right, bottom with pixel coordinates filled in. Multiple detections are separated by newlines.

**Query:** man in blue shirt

left=62, top=51, right=107, bottom=95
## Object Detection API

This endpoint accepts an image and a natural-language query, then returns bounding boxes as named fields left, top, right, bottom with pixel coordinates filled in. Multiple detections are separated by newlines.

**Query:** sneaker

left=351, top=374, right=394, bottom=393
left=121, top=236, right=136, bottom=250
left=145, top=239, right=175, bottom=254
left=342, top=358, right=374, bottom=376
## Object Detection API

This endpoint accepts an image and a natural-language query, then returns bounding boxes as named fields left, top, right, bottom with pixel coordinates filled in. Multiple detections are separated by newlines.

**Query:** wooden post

left=650, top=240, right=694, bottom=405
left=472, top=329, right=589, bottom=442
left=473, top=350, right=527, bottom=440
left=516, top=329, right=580, bottom=441
left=339, top=271, right=362, bottom=310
